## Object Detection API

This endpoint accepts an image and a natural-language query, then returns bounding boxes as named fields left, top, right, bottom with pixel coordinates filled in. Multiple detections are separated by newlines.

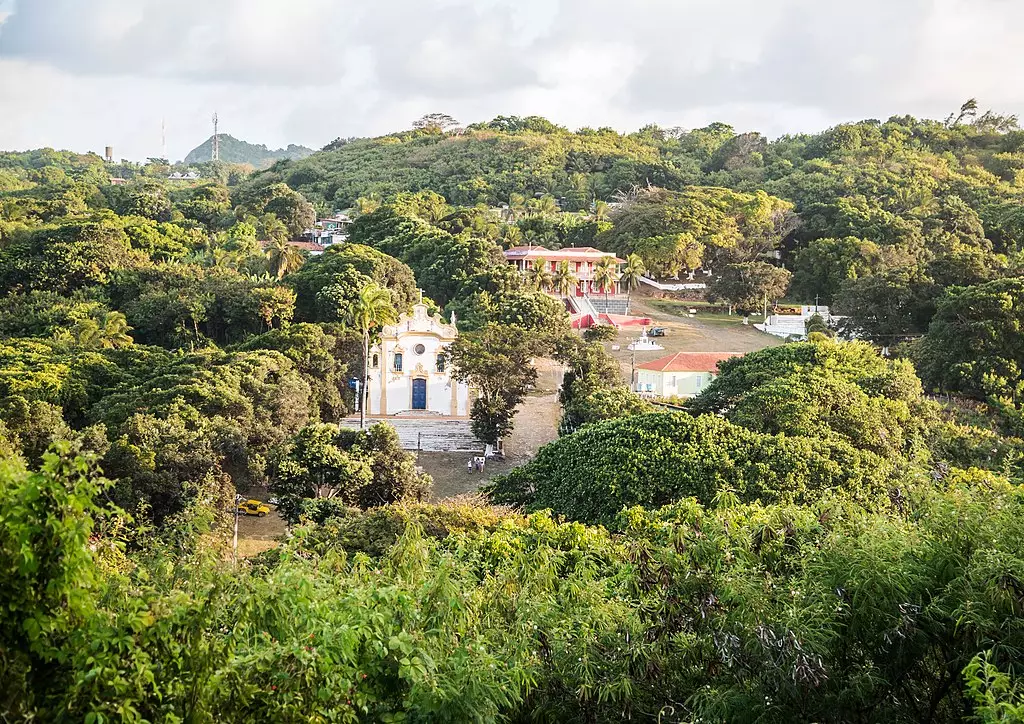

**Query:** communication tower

left=212, top=112, right=220, bottom=162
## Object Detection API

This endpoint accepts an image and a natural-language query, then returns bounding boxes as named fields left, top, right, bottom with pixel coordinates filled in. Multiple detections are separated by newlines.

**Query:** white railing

left=638, top=276, right=707, bottom=292
left=572, top=294, right=600, bottom=320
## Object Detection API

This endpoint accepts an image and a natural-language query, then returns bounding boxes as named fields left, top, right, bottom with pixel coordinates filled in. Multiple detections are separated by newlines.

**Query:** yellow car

left=237, top=499, right=271, bottom=517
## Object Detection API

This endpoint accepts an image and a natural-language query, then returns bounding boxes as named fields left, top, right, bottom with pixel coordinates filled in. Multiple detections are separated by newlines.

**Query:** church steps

left=338, top=417, right=483, bottom=453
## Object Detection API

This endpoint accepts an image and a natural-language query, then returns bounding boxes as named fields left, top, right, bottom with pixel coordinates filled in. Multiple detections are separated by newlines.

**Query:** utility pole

left=763, top=292, right=768, bottom=321
left=630, top=342, right=637, bottom=393
left=355, top=379, right=363, bottom=429
left=212, top=112, right=220, bottom=162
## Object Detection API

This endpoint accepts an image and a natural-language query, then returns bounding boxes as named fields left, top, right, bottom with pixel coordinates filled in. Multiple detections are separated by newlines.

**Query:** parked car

left=237, top=499, right=271, bottom=517
left=648, top=327, right=667, bottom=337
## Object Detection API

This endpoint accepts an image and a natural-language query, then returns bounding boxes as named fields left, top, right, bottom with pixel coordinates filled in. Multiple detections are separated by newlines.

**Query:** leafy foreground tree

left=489, top=411, right=897, bottom=524
left=3, top=446, right=1024, bottom=722
left=687, top=338, right=931, bottom=459
left=444, top=323, right=545, bottom=446
left=272, top=422, right=430, bottom=522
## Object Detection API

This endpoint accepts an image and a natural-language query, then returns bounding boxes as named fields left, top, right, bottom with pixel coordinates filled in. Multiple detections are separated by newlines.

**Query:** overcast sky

left=1, top=0, right=1022, bottom=162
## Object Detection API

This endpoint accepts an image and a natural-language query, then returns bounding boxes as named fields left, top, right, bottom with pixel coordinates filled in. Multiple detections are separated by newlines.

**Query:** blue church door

left=412, top=378, right=427, bottom=410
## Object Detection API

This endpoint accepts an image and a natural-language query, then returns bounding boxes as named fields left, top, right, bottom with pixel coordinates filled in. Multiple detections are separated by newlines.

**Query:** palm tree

left=593, top=199, right=610, bottom=222
left=355, top=193, right=381, bottom=216
left=552, top=260, right=578, bottom=298
left=211, top=248, right=239, bottom=270
left=500, top=224, right=523, bottom=248
left=265, top=238, right=304, bottom=280
left=619, top=253, right=647, bottom=313
left=76, top=312, right=133, bottom=350
left=592, top=256, right=619, bottom=309
left=347, top=283, right=399, bottom=429
left=528, top=260, right=553, bottom=292
left=530, top=194, right=559, bottom=217
left=506, top=193, right=528, bottom=223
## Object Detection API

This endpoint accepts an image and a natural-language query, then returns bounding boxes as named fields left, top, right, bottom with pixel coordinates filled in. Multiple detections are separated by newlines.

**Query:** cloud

left=0, top=0, right=1022, bottom=159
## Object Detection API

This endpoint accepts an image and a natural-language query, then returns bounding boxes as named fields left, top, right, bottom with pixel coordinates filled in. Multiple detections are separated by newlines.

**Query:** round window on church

left=414, top=343, right=426, bottom=355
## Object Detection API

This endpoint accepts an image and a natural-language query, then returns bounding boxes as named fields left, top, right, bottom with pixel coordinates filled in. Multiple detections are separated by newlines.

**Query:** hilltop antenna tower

left=212, top=112, right=220, bottom=162
left=161, top=118, right=167, bottom=161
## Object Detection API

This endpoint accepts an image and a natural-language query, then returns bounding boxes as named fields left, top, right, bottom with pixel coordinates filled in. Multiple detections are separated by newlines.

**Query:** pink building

left=503, top=246, right=624, bottom=297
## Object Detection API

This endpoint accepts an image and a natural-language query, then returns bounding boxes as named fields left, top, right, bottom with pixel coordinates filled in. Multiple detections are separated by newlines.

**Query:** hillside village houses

left=364, top=301, right=470, bottom=418
left=301, top=212, right=353, bottom=248
left=634, top=352, right=741, bottom=399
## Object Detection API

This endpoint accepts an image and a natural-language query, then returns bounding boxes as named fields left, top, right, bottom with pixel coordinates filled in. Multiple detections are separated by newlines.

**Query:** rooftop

left=259, top=240, right=325, bottom=253
left=504, top=246, right=624, bottom=262
left=635, top=352, right=741, bottom=374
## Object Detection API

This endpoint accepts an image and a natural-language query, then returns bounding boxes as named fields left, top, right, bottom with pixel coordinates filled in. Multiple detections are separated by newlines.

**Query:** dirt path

left=502, top=358, right=563, bottom=458
left=610, top=296, right=781, bottom=382
left=234, top=506, right=288, bottom=558
left=423, top=357, right=563, bottom=500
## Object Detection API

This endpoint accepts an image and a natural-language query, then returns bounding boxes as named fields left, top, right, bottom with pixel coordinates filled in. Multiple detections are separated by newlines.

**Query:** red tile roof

left=504, top=246, right=624, bottom=263
left=287, top=241, right=325, bottom=252
left=635, top=352, right=741, bottom=373
left=259, top=240, right=325, bottom=252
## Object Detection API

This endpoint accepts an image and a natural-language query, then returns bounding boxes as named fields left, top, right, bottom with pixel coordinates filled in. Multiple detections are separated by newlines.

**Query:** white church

left=364, top=302, right=471, bottom=418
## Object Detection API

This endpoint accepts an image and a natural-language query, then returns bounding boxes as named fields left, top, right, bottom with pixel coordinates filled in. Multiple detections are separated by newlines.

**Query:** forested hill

left=253, top=111, right=1024, bottom=227
left=243, top=109, right=1024, bottom=344
left=183, top=134, right=313, bottom=168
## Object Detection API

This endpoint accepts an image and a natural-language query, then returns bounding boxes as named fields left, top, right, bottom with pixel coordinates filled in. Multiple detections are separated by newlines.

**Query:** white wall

left=635, top=370, right=714, bottom=398
left=364, top=305, right=470, bottom=417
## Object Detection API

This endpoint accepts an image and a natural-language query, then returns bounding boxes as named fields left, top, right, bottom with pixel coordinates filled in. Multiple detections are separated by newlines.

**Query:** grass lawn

left=646, top=299, right=768, bottom=327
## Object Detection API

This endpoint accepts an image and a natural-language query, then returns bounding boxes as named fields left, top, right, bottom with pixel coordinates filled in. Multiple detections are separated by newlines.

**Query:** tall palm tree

left=528, top=260, right=553, bottom=292
left=592, top=256, right=619, bottom=308
left=347, top=283, right=399, bottom=429
left=552, top=260, right=578, bottom=298
left=593, top=199, right=610, bottom=222
left=265, top=238, right=304, bottom=280
left=76, top=312, right=134, bottom=350
left=619, top=253, right=647, bottom=313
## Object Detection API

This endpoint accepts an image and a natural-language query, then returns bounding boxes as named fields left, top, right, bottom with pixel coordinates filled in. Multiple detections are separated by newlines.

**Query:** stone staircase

left=588, top=296, right=631, bottom=315
left=339, top=417, right=483, bottom=453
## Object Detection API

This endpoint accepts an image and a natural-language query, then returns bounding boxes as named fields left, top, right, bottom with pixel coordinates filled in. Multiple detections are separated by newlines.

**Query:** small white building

left=365, top=303, right=470, bottom=418
left=634, top=352, right=741, bottom=399
left=755, top=306, right=843, bottom=339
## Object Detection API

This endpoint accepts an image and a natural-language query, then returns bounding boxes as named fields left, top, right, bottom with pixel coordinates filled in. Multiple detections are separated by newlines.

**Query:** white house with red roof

left=634, top=352, right=741, bottom=398
left=503, top=246, right=624, bottom=296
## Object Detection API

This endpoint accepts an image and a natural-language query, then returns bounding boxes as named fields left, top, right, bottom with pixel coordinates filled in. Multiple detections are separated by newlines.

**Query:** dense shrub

left=4, top=449, right=1024, bottom=722
left=688, top=339, right=932, bottom=459
left=489, top=412, right=898, bottom=524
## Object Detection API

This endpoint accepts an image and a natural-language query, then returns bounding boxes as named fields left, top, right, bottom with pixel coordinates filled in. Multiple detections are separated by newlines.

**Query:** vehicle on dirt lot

left=237, top=499, right=270, bottom=517
left=648, top=327, right=667, bottom=337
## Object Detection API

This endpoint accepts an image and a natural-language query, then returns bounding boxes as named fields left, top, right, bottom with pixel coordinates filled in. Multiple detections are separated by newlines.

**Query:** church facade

left=365, top=303, right=470, bottom=418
